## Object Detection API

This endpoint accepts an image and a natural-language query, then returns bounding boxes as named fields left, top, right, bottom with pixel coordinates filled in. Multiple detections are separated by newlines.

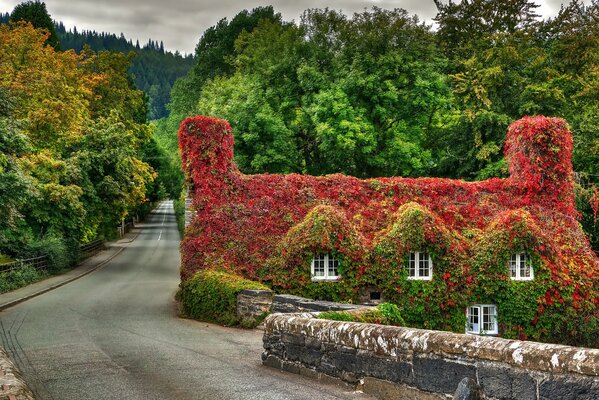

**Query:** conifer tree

left=10, top=1, right=60, bottom=49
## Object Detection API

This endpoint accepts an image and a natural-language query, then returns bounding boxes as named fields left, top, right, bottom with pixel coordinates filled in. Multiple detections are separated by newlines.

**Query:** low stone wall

left=0, top=347, right=35, bottom=399
left=262, top=313, right=599, bottom=400
left=271, top=294, right=367, bottom=314
left=235, top=292, right=369, bottom=320
left=236, top=289, right=273, bottom=320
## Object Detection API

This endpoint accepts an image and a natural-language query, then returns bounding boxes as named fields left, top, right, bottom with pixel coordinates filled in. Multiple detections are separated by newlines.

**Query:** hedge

left=179, top=269, right=269, bottom=326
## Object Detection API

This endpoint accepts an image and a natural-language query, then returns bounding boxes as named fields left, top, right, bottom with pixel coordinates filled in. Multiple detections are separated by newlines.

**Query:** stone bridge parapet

left=262, top=313, right=599, bottom=399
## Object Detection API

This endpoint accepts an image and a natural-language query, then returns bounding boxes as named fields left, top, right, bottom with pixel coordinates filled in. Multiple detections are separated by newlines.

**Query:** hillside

left=0, top=12, right=195, bottom=119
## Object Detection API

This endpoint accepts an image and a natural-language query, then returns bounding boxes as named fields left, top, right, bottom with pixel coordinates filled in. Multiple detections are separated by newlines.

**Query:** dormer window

left=407, top=251, right=432, bottom=280
left=508, top=252, right=534, bottom=281
left=311, top=252, right=339, bottom=281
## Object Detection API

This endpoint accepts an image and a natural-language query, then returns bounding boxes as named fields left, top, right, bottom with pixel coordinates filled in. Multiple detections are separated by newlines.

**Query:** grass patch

left=179, top=269, right=270, bottom=326
left=318, top=302, right=406, bottom=326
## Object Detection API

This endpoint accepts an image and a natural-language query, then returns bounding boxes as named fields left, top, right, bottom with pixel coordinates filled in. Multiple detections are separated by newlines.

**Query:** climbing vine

left=179, top=115, right=598, bottom=347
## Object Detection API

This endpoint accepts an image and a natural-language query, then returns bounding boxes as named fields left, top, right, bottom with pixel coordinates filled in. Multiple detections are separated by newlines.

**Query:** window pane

left=328, top=256, right=338, bottom=277
left=509, top=254, right=517, bottom=278
left=468, top=306, right=479, bottom=333
left=482, top=305, right=497, bottom=333
left=409, top=252, right=416, bottom=277
left=522, top=253, right=531, bottom=278
left=313, top=253, right=325, bottom=277
left=419, top=252, right=430, bottom=277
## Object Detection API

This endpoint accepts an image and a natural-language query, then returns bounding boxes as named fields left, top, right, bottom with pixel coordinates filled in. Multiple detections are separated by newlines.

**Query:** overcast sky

left=1, top=0, right=568, bottom=54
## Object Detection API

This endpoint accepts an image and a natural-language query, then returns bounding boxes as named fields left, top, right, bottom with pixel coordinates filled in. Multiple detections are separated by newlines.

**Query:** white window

left=466, top=304, right=498, bottom=335
left=311, top=252, right=339, bottom=281
left=407, top=251, right=432, bottom=280
left=508, top=252, right=534, bottom=281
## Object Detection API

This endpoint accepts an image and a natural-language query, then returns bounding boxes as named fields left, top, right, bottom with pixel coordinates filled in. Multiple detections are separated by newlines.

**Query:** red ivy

left=178, top=115, right=599, bottom=345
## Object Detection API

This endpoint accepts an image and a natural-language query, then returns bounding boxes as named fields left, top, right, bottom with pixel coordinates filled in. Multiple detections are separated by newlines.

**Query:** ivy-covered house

left=179, top=115, right=598, bottom=347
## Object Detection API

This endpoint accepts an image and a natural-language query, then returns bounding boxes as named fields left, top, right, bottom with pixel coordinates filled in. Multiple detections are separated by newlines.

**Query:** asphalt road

left=0, top=201, right=370, bottom=400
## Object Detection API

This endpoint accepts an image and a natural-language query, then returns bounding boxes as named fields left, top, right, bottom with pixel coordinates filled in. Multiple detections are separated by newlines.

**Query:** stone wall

left=271, top=294, right=367, bottom=314
left=235, top=292, right=369, bottom=320
left=262, top=313, right=599, bottom=400
left=0, top=347, right=34, bottom=400
left=236, top=289, right=273, bottom=320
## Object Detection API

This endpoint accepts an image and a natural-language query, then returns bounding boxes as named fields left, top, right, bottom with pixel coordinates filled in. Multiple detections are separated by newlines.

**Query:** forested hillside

left=0, top=12, right=195, bottom=120
left=158, top=1, right=599, bottom=252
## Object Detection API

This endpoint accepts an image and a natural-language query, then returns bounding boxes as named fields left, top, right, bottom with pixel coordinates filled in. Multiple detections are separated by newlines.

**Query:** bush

left=179, top=269, right=270, bottom=326
left=318, top=303, right=406, bottom=326
left=22, top=233, right=69, bottom=271
left=0, top=265, right=48, bottom=294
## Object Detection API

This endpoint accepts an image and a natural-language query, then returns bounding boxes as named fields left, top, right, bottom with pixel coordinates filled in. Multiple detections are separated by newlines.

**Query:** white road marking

left=158, top=230, right=162, bottom=241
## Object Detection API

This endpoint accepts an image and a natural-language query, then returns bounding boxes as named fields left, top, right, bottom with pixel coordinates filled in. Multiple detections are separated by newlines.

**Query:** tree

left=429, top=0, right=563, bottom=179
left=0, top=22, right=155, bottom=257
left=10, top=1, right=60, bottom=50
left=0, top=89, right=31, bottom=252
left=197, top=8, right=449, bottom=177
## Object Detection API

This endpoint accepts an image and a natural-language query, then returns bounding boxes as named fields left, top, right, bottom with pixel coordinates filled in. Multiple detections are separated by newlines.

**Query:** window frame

left=406, top=251, right=433, bottom=280
left=466, top=304, right=498, bottom=335
left=311, top=252, right=340, bottom=281
left=508, top=251, right=534, bottom=281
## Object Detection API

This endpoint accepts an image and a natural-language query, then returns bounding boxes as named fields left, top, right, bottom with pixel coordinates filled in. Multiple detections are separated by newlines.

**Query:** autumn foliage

left=180, top=115, right=598, bottom=347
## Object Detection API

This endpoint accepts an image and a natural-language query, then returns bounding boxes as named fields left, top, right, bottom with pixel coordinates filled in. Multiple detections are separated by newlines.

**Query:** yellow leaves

left=0, top=23, right=101, bottom=149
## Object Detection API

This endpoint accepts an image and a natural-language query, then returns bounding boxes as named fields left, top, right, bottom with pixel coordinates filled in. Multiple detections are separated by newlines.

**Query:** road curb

left=0, top=230, right=140, bottom=311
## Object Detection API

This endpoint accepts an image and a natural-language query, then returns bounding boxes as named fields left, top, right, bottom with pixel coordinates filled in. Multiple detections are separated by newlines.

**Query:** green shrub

left=317, top=310, right=357, bottom=322
left=179, top=269, right=270, bottom=326
left=173, top=197, right=186, bottom=237
left=318, top=303, right=406, bottom=326
left=22, top=233, right=69, bottom=271
left=0, top=265, right=48, bottom=294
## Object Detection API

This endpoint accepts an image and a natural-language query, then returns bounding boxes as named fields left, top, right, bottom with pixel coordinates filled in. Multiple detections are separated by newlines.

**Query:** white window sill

left=407, top=276, right=432, bottom=281
left=510, top=277, right=534, bottom=281
left=465, top=331, right=498, bottom=336
left=311, top=277, right=340, bottom=282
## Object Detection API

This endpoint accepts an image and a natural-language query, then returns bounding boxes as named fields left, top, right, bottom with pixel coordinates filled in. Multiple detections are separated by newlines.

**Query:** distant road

left=0, top=201, right=369, bottom=399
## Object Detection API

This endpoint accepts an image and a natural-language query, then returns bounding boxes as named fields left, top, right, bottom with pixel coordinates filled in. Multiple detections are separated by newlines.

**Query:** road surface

left=0, top=201, right=369, bottom=399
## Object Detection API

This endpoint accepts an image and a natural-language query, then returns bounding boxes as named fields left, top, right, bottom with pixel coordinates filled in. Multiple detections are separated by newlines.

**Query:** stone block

left=300, top=348, right=323, bottom=366
left=318, top=357, right=338, bottom=377
left=282, top=333, right=305, bottom=346
left=263, top=354, right=282, bottom=369
left=300, top=366, right=320, bottom=380
left=305, top=336, right=322, bottom=350
left=413, top=355, right=476, bottom=394
left=453, top=377, right=482, bottom=400
left=539, top=375, right=599, bottom=400
left=478, top=363, right=537, bottom=400
left=330, top=349, right=357, bottom=372
left=363, top=377, right=446, bottom=400
left=356, top=352, right=413, bottom=384
left=284, top=343, right=301, bottom=361
left=282, top=361, right=300, bottom=374
left=340, top=370, right=361, bottom=384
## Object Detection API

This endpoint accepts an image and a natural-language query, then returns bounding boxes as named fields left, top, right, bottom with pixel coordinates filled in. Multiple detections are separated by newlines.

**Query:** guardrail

left=78, top=239, right=105, bottom=261
left=0, top=239, right=106, bottom=274
left=0, top=256, right=48, bottom=273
